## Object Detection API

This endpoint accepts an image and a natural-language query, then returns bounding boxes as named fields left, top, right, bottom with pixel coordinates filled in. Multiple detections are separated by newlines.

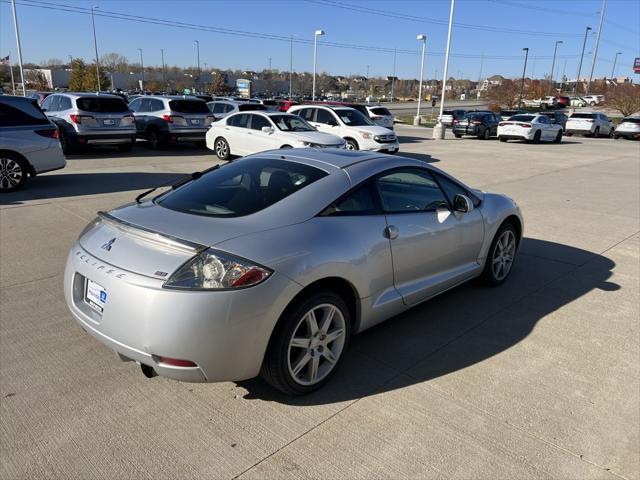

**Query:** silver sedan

left=64, top=150, right=523, bottom=395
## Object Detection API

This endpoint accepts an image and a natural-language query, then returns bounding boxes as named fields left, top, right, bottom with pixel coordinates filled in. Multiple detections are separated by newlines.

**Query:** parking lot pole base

left=413, top=115, right=422, bottom=126
left=433, top=122, right=446, bottom=139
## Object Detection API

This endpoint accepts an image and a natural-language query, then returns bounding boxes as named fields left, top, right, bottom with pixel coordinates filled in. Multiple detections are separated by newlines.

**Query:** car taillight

left=452, top=119, right=459, bottom=124
left=70, top=114, right=97, bottom=126
left=519, top=123, right=531, bottom=128
left=163, top=114, right=187, bottom=126
left=471, top=120, right=481, bottom=125
left=35, top=128, right=60, bottom=139
left=120, top=115, right=135, bottom=127
left=158, top=356, right=197, bottom=367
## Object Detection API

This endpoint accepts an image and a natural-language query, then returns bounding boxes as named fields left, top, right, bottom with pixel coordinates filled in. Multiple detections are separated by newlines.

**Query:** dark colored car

left=440, top=109, right=467, bottom=127
left=499, top=109, right=527, bottom=121
left=555, top=96, right=570, bottom=109
left=453, top=111, right=501, bottom=139
left=539, top=111, right=568, bottom=129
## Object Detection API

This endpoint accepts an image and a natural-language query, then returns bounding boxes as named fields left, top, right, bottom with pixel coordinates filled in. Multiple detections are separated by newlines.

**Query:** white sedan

left=206, top=111, right=346, bottom=160
left=498, top=114, right=563, bottom=144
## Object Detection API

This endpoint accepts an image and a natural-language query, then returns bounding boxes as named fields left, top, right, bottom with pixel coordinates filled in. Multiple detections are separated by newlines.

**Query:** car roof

left=142, top=95, right=205, bottom=101
left=0, top=94, right=38, bottom=106
left=59, top=92, right=123, bottom=99
left=255, top=148, right=409, bottom=171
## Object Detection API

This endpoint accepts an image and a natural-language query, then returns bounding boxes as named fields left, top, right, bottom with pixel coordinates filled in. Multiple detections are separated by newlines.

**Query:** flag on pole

left=0, top=55, right=10, bottom=66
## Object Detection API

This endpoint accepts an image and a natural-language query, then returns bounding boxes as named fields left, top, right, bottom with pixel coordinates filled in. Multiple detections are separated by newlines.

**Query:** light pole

left=519, top=47, right=529, bottom=108
left=10, top=0, right=25, bottom=95
left=90, top=6, right=101, bottom=91
left=194, top=40, right=200, bottom=92
left=289, top=36, right=293, bottom=99
left=548, top=40, right=563, bottom=95
left=434, top=0, right=455, bottom=139
left=415, top=34, right=426, bottom=125
left=138, top=48, right=144, bottom=92
left=574, top=26, right=592, bottom=95
left=390, top=48, right=397, bottom=101
left=160, top=48, right=166, bottom=91
left=586, top=0, right=606, bottom=94
left=611, top=52, right=622, bottom=79
left=312, top=29, right=325, bottom=101
left=68, top=54, right=73, bottom=66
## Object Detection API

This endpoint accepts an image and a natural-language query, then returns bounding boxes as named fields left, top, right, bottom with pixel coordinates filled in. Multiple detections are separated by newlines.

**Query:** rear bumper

left=615, top=131, right=640, bottom=139
left=63, top=243, right=300, bottom=383
left=452, top=126, right=479, bottom=136
left=498, top=134, right=529, bottom=141
left=565, top=127, right=593, bottom=135
left=74, top=133, right=136, bottom=145
left=167, top=129, right=208, bottom=143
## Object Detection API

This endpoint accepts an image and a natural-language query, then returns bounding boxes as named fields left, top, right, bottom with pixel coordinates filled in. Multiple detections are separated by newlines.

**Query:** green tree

left=82, top=63, right=110, bottom=91
left=68, top=59, right=87, bottom=91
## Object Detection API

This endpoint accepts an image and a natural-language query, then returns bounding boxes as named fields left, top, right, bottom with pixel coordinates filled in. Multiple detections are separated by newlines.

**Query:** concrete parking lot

left=1, top=129, right=638, bottom=479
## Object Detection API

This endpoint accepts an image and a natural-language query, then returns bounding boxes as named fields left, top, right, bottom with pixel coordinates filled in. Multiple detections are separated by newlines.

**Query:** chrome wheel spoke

left=292, top=352, right=311, bottom=376
left=319, top=306, right=336, bottom=333
left=324, top=328, right=344, bottom=344
left=322, top=348, right=337, bottom=364
left=305, top=310, right=319, bottom=335
left=309, top=355, right=320, bottom=382
left=290, top=336, right=309, bottom=349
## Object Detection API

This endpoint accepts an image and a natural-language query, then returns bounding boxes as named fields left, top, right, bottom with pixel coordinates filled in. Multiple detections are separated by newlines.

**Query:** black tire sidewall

left=481, top=223, right=518, bottom=286
left=262, top=291, right=351, bottom=395
left=346, top=139, right=358, bottom=150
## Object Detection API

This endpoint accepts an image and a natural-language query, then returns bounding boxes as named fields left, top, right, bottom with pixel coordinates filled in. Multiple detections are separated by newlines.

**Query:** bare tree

left=41, top=58, right=64, bottom=69
left=487, top=79, right=521, bottom=108
left=607, top=84, right=640, bottom=116
left=100, top=53, right=129, bottom=73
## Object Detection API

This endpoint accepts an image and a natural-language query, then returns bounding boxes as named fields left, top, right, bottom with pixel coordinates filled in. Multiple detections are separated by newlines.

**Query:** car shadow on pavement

left=396, top=135, right=432, bottom=144
left=238, top=238, right=619, bottom=405
left=65, top=142, right=213, bottom=160
left=0, top=172, right=189, bottom=205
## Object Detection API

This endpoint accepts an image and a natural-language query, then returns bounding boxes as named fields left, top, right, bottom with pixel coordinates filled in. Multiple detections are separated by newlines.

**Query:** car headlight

left=359, top=131, right=372, bottom=139
left=164, top=248, right=272, bottom=290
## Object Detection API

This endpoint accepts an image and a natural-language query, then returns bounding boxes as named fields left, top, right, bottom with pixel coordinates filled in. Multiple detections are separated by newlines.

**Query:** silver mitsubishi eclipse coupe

left=64, top=149, right=523, bottom=395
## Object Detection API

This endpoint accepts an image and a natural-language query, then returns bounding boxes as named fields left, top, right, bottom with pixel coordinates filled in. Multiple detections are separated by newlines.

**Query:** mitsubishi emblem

left=101, top=237, right=117, bottom=251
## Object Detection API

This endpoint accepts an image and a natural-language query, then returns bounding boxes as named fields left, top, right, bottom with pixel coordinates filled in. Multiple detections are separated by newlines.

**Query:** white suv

left=565, top=112, right=615, bottom=137
left=288, top=105, right=399, bottom=153
left=365, top=105, right=394, bottom=131
left=581, top=95, right=605, bottom=106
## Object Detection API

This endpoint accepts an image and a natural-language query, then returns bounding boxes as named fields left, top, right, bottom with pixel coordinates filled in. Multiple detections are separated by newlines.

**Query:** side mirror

left=328, top=120, right=338, bottom=127
left=261, top=126, right=274, bottom=134
left=453, top=194, right=474, bottom=213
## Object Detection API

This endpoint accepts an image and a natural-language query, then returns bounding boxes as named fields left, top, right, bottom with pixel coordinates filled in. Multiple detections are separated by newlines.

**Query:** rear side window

left=211, top=103, right=226, bottom=114
left=77, top=97, right=128, bottom=113
left=0, top=100, right=50, bottom=127
left=157, top=158, right=328, bottom=217
left=316, top=109, right=336, bottom=124
left=150, top=99, right=164, bottom=111
left=370, top=107, right=391, bottom=116
left=325, top=184, right=379, bottom=216
left=297, top=108, right=315, bottom=121
left=228, top=114, right=250, bottom=128
left=168, top=100, right=209, bottom=114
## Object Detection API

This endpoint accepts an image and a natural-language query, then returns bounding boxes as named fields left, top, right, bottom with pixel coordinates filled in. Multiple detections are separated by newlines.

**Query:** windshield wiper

left=135, top=164, right=220, bottom=204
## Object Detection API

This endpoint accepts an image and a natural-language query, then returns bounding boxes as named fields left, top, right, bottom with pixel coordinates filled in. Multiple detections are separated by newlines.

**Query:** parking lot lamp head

left=312, top=30, right=325, bottom=101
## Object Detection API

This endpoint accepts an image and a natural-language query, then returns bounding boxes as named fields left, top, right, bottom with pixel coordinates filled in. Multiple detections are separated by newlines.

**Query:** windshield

left=335, top=109, right=374, bottom=126
left=157, top=158, right=327, bottom=217
left=271, top=115, right=315, bottom=132
left=509, top=115, right=535, bottom=122
left=168, top=100, right=210, bottom=114
left=570, top=113, right=595, bottom=119
left=76, top=97, right=128, bottom=113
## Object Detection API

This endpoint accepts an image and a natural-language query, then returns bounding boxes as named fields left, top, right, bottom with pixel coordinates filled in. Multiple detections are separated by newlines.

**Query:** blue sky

left=1, top=0, right=638, bottom=80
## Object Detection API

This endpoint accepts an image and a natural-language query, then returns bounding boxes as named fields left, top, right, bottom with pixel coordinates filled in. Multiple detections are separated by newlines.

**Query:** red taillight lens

left=162, top=114, right=172, bottom=123
left=70, top=114, right=81, bottom=124
left=230, top=268, right=270, bottom=287
left=158, top=356, right=197, bottom=367
left=452, top=119, right=459, bottom=124
left=519, top=123, right=531, bottom=128
left=70, top=114, right=96, bottom=125
left=35, top=128, right=59, bottom=139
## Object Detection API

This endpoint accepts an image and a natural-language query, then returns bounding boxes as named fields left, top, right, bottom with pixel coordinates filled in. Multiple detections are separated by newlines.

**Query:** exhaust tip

left=140, top=363, right=158, bottom=379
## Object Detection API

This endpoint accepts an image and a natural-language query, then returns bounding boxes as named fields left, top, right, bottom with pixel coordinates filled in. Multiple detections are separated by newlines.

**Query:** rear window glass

left=76, top=97, right=128, bottom=113
left=238, top=104, right=267, bottom=112
left=464, top=112, right=486, bottom=120
left=509, top=115, right=535, bottom=122
left=570, top=113, right=595, bottom=119
left=0, top=100, right=50, bottom=126
left=157, top=158, right=328, bottom=217
left=370, top=107, right=391, bottom=116
left=621, top=118, right=640, bottom=124
left=168, top=100, right=209, bottom=114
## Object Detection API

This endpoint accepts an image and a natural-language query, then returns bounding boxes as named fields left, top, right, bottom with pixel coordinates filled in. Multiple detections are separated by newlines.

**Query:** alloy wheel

left=0, top=158, right=24, bottom=191
left=287, top=303, right=346, bottom=386
left=492, top=229, right=516, bottom=281
left=215, top=139, right=229, bottom=158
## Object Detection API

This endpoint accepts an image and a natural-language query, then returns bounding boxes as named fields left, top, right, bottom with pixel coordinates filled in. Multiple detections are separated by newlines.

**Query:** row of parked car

left=439, top=108, right=640, bottom=144
left=0, top=92, right=400, bottom=192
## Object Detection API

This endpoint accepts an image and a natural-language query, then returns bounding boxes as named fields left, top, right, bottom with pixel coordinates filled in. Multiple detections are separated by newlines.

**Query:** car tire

left=590, top=101, right=596, bottom=106
left=214, top=137, right=231, bottom=160
left=593, top=127, right=600, bottom=138
left=280, top=144, right=293, bottom=149
left=59, top=130, right=76, bottom=155
left=454, top=133, right=463, bottom=138
left=608, top=129, right=615, bottom=139
left=345, top=138, right=359, bottom=150
left=118, top=142, right=134, bottom=153
left=0, top=153, right=29, bottom=193
left=554, top=130, right=563, bottom=143
left=261, top=291, right=351, bottom=395
left=533, top=130, right=541, bottom=144
left=480, top=222, right=518, bottom=286
left=479, top=128, right=490, bottom=140
left=499, top=136, right=507, bottom=142
left=148, top=129, right=167, bottom=149
left=565, top=131, right=573, bottom=136
left=614, top=134, right=620, bottom=140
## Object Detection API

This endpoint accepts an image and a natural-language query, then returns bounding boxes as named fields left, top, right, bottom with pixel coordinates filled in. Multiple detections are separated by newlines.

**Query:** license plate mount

left=85, top=279, right=107, bottom=313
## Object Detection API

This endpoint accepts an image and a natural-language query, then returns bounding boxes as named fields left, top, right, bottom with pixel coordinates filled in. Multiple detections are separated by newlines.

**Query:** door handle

left=384, top=225, right=399, bottom=240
